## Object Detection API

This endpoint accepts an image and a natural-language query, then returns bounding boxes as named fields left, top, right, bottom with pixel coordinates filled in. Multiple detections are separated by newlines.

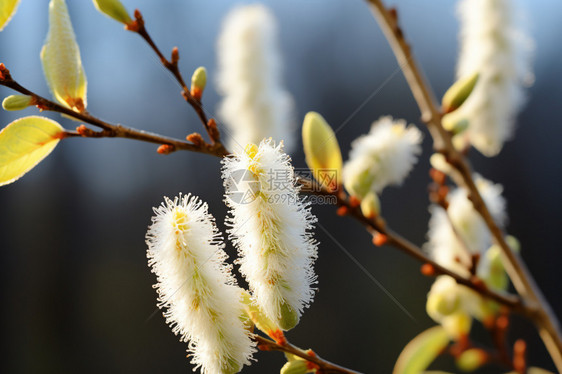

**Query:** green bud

left=442, top=111, right=469, bottom=134
left=483, top=245, right=509, bottom=291
left=506, top=235, right=521, bottom=253
left=2, top=94, right=32, bottom=111
left=302, top=112, right=343, bottom=191
left=360, top=191, right=381, bottom=218
left=280, top=359, right=309, bottom=374
left=442, top=313, right=472, bottom=340
left=240, top=290, right=278, bottom=335
left=92, top=0, right=132, bottom=24
left=344, top=167, right=374, bottom=199
left=277, top=302, right=300, bottom=331
left=456, top=348, right=487, bottom=372
left=442, top=72, right=479, bottom=113
left=427, top=289, right=460, bottom=319
left=191, top=66, right=207, bottom=93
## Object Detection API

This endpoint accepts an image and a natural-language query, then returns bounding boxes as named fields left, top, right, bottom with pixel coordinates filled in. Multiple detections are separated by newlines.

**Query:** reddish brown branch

left=126, top=9, right=226, bottom=154
left=0, top=70, right=227, bottom=157
left=254, top=335, right=362, bottom=374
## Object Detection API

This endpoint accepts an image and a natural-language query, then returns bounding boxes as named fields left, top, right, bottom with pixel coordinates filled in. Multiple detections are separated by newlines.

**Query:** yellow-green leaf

left=393, top=326, right=450, bottom=374
left=0, top=116, right=64, bottom=186
left=41, top=0, right=87, bottom=112
left=0, top=0, right=20, bottom=31
left=302, top=111, right=342, bottom=191
left=92, top=0, right=131, bottom=24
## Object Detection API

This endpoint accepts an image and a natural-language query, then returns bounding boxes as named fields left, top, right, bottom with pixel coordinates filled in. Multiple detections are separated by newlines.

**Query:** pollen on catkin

left=343, top=116, right=422, bottom=199
left=454, top=0, right=533, bottom=156
left=426, top=175, right=506, bottom=276
left=146, top=194, right=255, bottom=374
left=222, top=139, right=318, bottom=331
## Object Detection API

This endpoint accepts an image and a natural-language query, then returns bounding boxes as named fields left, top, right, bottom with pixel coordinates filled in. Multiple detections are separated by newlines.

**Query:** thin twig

left=254, top=335, right=363, bottom=374
left=126, top=9, right=226, bottom=153
left=0, top=67, right=227, bottom=157
left=364, top=0, right=562, bottom=370
left=298, top=178, right=524, bottom=311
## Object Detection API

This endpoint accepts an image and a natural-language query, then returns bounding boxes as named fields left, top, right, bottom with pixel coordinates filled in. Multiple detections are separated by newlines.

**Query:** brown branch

left=126, top=9, right=226, bottom=153
left=0, top=68, right=228, bottom=157
left=364, top=0, right=562, bottom=370
left=254, top=335, right=363, bottom=374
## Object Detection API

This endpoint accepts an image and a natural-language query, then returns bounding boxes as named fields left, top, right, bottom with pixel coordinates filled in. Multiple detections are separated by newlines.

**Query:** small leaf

left=41, top=0, right=87, bottom=112
left=92, top=0, right=131, bottom=24
left=393, top=326, right=450, bottom=374
left=302, top=111, right=343, bottom=191
left=0, top=0, right=20, bottom=31
left=0, top=116, right=64, bottom=186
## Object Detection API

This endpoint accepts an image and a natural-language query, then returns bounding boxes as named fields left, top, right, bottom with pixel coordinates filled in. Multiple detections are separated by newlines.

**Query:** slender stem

left=0, top=76, right=227, bottom=157
left=127, top=9, right=225, bottom=152
left=365, top=0, right=562, bottom=370
left=254, top=335, right=363, bottom=374
left=299, top=179, right=524, bottom=312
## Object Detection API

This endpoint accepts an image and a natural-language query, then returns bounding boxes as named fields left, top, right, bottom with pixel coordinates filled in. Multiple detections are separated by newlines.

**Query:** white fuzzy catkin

left=216, top=4, right=295, bottom=154
left=343, top=116, right=422, bottom=197
left=426, top=175, right=506, bottom=276
left=222, top=139, right=317, bottom=329
left=455, top=0, right=533, bottom=156
left=146, top=194, right=254, bottom=374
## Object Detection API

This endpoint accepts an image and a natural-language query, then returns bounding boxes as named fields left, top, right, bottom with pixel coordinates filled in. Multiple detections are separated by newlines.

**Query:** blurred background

left=1, top=0, right=561, bottom=372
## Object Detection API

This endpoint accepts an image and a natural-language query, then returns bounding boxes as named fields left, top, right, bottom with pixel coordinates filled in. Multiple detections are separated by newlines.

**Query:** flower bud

left=427, top=289, right=460, bottom=319
left=360, top=191, right=381, bottom=218
left=426, top=276, right=461, bottom=321
left=190, top=66, right=207, bottom=101
left=2, top=94, right=32, bottom=111
left=430, top=153, right=452, bottom=175
left=456, top=348, right=488, bottom=372
left=302, top=111, right=342, bottom=191
left=442, top=72, right=479, bottom=113
left=280, top=359, right=309, bottom=374
left=41, top=0, right=88, bottom=112
left=92, top=0, right=131, bottom=24
left=442, top=110, right=469, bottom=134
left=506, top=235, right=521, bottom=253
left=278, top=302, right=300, bottom=331
left=483, top=245, right=508, bottom=291
left=442, top=312, right=472, bottom=340
left=240, top=290, right=279, bottom=336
